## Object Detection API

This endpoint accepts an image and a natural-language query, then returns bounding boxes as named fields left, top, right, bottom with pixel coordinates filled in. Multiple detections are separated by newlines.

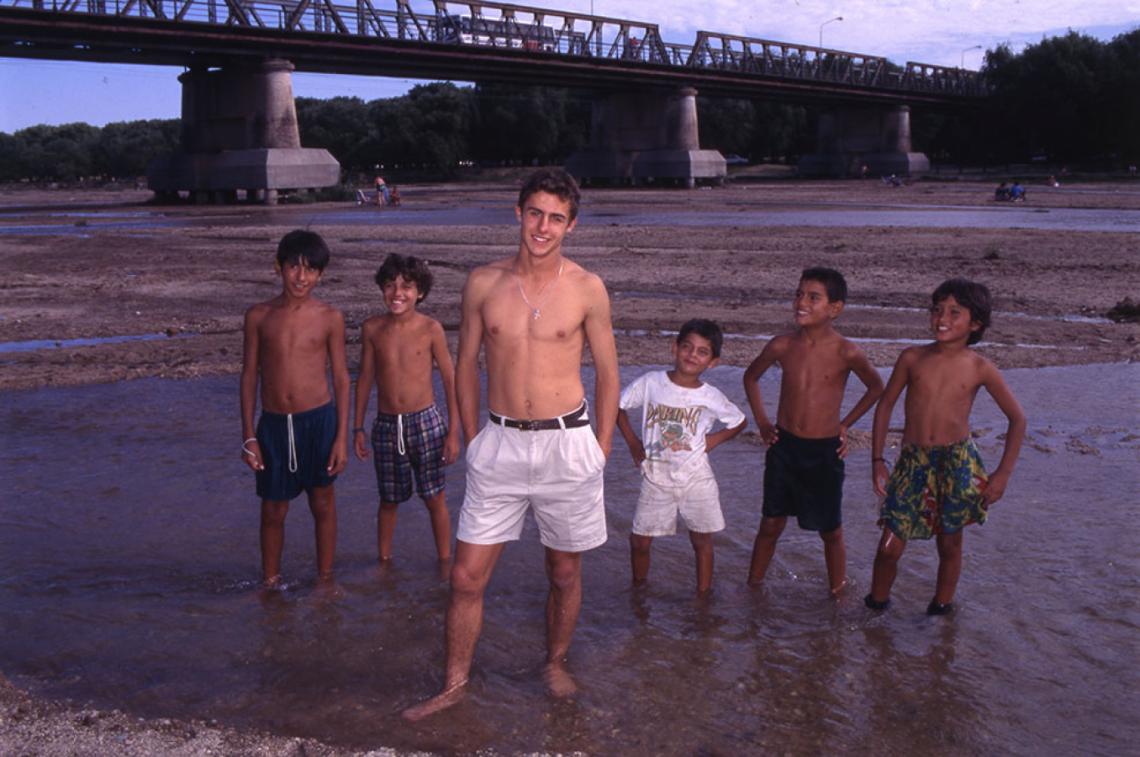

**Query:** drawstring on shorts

left=397, top=413, right=407, bottom=456
left=286, top=413, right=298, bottom=473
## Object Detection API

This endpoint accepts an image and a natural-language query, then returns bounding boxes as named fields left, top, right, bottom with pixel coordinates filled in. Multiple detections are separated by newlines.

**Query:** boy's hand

left=836, top=425, right=849, bottom=459
left=242, top=439, right=264, bottom=472
left=327, top=441, right=348, bottom=475
left=442, top=431, right=461, bottom=465
left=981, top=470, right=1010, bottom=507
left=872, top=458, right=890, bottom=497
left=353, top=429, right=369, bottom=461
left=629, top=439, right=646, bottom=468
left=758, top=421, right=779, bottom=446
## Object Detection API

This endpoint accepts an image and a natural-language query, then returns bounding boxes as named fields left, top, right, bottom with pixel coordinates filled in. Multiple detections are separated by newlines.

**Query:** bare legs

left=749, top=518, right=846, bottom=596
left=308, top=485, right=337, bottom=579
left=747, top=516, right=786, bottom=585
left=377, top=492, right=452, bottom=563
left=259, top=499, right=289, bottom=585
left=689, top=532, right=714, bottom=595
left=543, top=548, right=582, bottom=696
left=377, top=502, right=398, bottom=561
left=820, top=526, right=847, bottom=596
left=424, top=491, right=452, bottom=563
left=629, top=534, right=652, bottom=586
left=868, top=528, right=963, bottom=612
left=402, top=540, right=503, bottom=721
left=402, top=541, right=588, bottom=721
left=868, top=528, right=905, bottom=606
left=259, top=483, right=337, bottom=585
left=630, top=532, right=715, bottom=595
left=932, top=531, right=963, bottom=606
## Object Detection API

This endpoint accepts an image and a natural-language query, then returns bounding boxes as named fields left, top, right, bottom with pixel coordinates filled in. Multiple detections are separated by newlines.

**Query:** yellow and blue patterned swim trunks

left=879, top=438, right=989, bottom=540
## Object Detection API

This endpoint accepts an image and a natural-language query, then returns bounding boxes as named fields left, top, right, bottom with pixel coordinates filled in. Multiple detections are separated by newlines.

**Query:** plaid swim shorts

left=371, top=404, right=448, bottom=504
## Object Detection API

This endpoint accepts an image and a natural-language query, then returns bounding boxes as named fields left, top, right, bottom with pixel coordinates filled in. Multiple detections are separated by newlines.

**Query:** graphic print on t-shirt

left=645, top=402, right=702, bottom=459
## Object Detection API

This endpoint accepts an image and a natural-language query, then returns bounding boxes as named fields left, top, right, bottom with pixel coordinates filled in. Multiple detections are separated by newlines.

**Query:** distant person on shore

left=866, top=279, right=1026, bottom=615
left=616, top=319, right=746, bottom=595
left=375, top=175, right=390, bottom=206
left=994, top=182, right=1010, bottom=201
left=353, top=254, right=460, bottom=566
left=1009, top=180, right=1026, bottom=201
left=240, top=230, right=350, bottom=588
left=743, top=268, right=883, bottom=596
left=402, top=168, right=619, bottom=720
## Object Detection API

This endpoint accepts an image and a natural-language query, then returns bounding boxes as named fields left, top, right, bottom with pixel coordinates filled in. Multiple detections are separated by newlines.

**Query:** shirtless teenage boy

left=743, top=268, right=883, bottom=595
left=353, top=253, right=461, bottom=565
left=403, top=168, right=619, bottom=720
left=866, top=278, right=1025, bottom=615
left=240, top=230, right=350, bottom=586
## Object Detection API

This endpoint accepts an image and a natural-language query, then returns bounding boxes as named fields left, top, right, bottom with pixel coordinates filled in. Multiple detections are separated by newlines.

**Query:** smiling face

left=793, top=279, right=842, bottom=327
left=930, top=294, right=981, bottom=344
left=516, top=190, right=577, bottom=262
left=278, top=258, right=322, bottom=301
left=671, top=332, right=718, bottom=381
left=382, top=274, right=421, bottom=316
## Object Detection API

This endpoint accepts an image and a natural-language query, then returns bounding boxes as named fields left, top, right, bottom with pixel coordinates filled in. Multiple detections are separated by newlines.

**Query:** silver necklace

left=516, top=261, right=564, bottom=320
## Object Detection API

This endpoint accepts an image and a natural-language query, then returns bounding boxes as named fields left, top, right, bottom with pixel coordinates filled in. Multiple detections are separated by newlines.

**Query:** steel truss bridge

left=0, top=0, right=985, bottom=105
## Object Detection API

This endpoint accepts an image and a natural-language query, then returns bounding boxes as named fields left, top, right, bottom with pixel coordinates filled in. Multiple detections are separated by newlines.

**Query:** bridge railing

left=3, top=0, right=987, bottom=95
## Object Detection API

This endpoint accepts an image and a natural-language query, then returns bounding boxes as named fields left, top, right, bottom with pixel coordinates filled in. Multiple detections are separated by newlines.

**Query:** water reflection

left=0, top=363, right=1136, bottom=753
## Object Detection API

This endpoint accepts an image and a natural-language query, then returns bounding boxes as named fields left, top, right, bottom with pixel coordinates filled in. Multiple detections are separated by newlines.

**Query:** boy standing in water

left=867, top=278, right=1025, bottom=614
left=743, top=267, right=883, bottom=596
left=353, top=253, right=460, bottom=565
left=616, top=319, right=746, bottom=595
left=240, top=230, right=350, bottom=587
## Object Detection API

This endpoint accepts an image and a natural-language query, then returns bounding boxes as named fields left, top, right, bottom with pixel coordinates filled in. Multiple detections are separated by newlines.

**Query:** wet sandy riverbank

left=1, top=178, right=1138, bottom=393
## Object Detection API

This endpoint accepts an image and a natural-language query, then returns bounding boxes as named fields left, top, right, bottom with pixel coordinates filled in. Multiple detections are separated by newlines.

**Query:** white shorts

left=632, top=474, right=725, bottom=537
left=457, top=419, right=607, bottom=552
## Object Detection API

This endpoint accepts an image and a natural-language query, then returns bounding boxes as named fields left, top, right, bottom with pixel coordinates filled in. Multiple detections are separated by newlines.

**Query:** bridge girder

left=0, top=2, right=984, bottom=109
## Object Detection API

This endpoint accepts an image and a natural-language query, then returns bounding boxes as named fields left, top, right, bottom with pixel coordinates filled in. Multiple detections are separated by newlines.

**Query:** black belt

left=488, top=402, right=589, bottom=431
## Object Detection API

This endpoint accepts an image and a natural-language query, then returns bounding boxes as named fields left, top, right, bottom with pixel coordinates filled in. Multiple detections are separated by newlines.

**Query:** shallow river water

left=1, top=363, right=1137, bottom=754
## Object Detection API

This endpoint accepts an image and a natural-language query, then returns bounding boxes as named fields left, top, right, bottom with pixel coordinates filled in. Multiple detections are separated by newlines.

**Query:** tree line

left=0, top=28, right=1135, bottom=182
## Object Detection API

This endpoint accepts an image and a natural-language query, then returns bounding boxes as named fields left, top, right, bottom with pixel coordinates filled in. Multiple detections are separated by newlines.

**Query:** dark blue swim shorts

left=255, top=401, right=338, bottom=501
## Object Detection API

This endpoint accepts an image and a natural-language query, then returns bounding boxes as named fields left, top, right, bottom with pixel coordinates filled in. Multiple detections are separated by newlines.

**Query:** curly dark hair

left=375, top=253, right=433, bottom=302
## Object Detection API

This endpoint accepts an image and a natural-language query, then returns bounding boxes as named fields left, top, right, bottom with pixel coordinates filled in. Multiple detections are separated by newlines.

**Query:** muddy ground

left=1, top=177, right=1137, bottom=393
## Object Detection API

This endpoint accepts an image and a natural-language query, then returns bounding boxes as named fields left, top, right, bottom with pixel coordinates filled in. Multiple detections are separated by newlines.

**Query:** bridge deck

left=0, top=0, right=985, bottom=105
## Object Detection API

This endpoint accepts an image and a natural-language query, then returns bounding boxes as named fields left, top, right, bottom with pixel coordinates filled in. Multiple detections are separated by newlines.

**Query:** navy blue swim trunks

left=255, top=401, right=338, bottom=501
left=762, top=427, right=844, bottom=532
left=371, top=404, right=448, bottom=504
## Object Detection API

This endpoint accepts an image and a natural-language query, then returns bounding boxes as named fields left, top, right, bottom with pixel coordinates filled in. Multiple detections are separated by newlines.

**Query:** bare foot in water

left=401, top=679, right=468, bottom=722
left=544, top=660, right=577, bottom=698
left=830, top=577, right=852, bottom=599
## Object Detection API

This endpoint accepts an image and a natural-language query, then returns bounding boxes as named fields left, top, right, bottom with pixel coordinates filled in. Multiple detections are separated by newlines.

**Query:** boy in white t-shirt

left=616, top=319, right=747, bottom=595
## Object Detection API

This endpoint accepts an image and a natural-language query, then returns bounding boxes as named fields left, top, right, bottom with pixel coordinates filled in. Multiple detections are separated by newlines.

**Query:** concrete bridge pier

left=566, top=87, right=726, bottom=186
left=798, top=105, right=929, bottom=178
left=147, top=59, right=340, bottom=203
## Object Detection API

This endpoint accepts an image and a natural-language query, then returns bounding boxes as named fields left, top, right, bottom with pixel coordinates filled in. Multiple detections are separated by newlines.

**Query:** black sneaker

left=864, top=593, right=891, bottom=611
left=926, top=599, right=954, bottom=616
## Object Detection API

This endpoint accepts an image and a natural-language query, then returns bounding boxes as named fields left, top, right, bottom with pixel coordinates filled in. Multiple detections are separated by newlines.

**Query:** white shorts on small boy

left=457, top=414, right=607, bottom=553
left=632, top=474, right=725, bottom=537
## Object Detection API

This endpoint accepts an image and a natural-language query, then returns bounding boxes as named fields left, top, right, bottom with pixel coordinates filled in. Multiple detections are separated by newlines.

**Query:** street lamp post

left=819, top=16, right=842, bottom=48
left=961, top=44, right=983, bottom=68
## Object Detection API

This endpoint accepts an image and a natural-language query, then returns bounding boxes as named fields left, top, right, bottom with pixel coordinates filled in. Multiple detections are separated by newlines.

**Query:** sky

left=1, top=0, right=1137, bottom=133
